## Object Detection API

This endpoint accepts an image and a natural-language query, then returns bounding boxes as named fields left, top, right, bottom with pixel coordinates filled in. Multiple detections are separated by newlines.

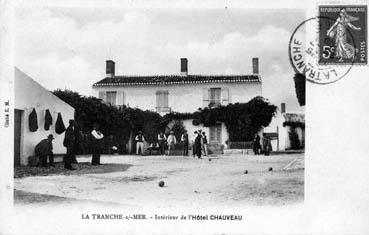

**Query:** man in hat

left=181, top=130, right=189, bottom=156
left=91, top=123, right=104, bottom=165
left=194, top=130, right=203, bottom=158
left=63, top=119, right=76, bottom=170
left=35, top=134, right=55, bottom=167
left=135, top=131, right=145, bottom=155
left=167, top=130, right=177, bottom=156
left=157, top=131, right=166, bottom=156
left=202, top=132, right=208, bottom=156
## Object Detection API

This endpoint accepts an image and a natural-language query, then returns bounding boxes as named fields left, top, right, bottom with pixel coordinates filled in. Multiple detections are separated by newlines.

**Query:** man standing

left=253, top=134, right=261, bottom=155
left=35, top=134, right=55, bottom=167
left=194, top=131, right=202, bottom=159
left=262, top=133, right=271, bottom=156
left=167, top=131, right=177, bottom=156
left=135, top=131, right=145, bottom=155
left=192, top=131, right=198, bottom=158
left=157, top=131, right=166, bottom=155
left=91, top=123, right=104, bottom=165
left=63, top=120, right=76, bottom=170
left=181, top=130, right=189, bottom=156
left=202, top=132, right=208, bottom=156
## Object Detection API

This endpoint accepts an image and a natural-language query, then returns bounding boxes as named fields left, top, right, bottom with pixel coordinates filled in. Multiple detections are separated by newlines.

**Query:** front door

left=209, top=124, right=222, bottom=144
left=14, top=109, right=23, bottom=167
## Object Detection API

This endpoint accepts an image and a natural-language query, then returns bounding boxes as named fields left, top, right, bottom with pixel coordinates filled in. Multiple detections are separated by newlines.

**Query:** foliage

left=293, top=73, right=306, bottom=106
left=190, top=96, right=277, bottom=141
left=169, top=120, right=187, bottom=142
left=53, top=90, right=276, bottom=151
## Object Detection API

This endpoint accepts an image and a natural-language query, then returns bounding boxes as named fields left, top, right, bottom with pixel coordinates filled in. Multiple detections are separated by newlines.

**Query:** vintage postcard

left=0, top=0, right=369, bottom=234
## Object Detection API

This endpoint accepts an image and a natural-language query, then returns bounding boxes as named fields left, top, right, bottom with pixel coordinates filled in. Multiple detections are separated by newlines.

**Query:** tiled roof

left=93, top=75, right=261, bottom=87
left=283, top=113, right=305, bottom=123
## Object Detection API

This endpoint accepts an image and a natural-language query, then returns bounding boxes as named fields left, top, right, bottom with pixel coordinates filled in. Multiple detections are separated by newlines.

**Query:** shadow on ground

left=14, top=163, right=133, bottom=178
left=14, top=189, right=122, bottom=206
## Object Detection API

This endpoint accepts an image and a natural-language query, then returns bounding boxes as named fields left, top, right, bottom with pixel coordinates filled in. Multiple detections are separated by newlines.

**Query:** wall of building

left=94, top=82, right=262, bottom=114
left=265, top=110, right=305, bottom=151
left=14, top=68, right=75, bottom=165
left=264, top=110, right=288, bottom=151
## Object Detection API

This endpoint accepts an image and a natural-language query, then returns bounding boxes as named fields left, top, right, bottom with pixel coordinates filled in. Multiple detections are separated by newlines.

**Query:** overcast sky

left=15, top=6, right=305, bottom=112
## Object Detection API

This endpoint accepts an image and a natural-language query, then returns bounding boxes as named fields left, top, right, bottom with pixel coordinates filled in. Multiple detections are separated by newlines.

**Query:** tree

left=293, top=73, right=306, bottom=106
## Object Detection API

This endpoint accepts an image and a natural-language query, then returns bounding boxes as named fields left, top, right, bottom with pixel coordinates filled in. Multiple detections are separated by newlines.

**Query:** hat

left=138, top=131, right=143, bottom=134
left=47, top=134, right=54, bottom=139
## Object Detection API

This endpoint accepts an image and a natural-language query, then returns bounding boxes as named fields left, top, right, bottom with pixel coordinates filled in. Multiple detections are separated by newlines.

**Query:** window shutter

left=202, top=88, right=209, bottom=108
left=221, top=87, right=229, bottom=105
left=116, top=91, right=125, bottom=106
left=98, top=91, right=106, bottom=101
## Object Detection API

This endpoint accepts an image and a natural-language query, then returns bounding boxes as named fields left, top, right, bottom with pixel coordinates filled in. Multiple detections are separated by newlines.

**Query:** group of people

left=34, top=120, right=105, bottom=170
left=253, top=133, right=272, bottom=156
left=191, top=130, right=208, bottom=159
left=136, top=130, right=208, bottom=158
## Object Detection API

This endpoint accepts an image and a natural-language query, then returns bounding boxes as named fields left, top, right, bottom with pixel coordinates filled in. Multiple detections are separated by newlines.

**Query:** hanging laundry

left=28, top=108, right=38, bottom=132
left=44, top=109, right=53, bottom=130
left=55, top=112, right=66, bottom=134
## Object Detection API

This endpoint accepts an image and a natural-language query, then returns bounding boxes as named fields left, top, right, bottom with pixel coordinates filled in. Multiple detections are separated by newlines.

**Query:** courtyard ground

left=14, top=153, right=304, bottom=209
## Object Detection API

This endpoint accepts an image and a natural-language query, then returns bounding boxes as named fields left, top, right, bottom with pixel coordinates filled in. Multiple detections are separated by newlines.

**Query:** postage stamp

left=289, top=17, right=354, bottom=84
left=319, top=5, right=367, bottom=65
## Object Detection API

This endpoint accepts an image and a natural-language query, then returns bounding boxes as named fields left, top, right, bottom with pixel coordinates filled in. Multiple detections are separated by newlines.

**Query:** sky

left=15, top=6, right=305, bottom=112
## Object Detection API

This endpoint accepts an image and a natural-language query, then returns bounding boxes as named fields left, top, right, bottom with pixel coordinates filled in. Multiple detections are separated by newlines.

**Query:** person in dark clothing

left=35, top=134, right=54, bottom=167
left=181, top=130, right=189, bottom=156
left=192, top=131, right=198, bottom=158
left=63, top=120, right=76, bottom=170
left=194, top=132, right=202, bottom=158
left=262, top=133, right=271, bottom=156
left=253, top=135, right=261, bottom=155
left=91, top=123, right=104, bottom=165
left=202, top=132, right=208, bottom=156
left=157, top=131, right=166, bottom=155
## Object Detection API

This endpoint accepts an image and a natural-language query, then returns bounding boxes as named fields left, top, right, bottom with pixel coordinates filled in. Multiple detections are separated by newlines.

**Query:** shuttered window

left=106, top=91, right=117, bottom=105
left=156, top=90, right=169, bottom=112
left=209, top=125, right=222, bottom=144
left=209, top=88, right=221, bottom=107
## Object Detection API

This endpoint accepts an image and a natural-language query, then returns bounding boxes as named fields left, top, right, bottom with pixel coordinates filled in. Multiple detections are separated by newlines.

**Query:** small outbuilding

left=14, top=68, right=75, bottom=166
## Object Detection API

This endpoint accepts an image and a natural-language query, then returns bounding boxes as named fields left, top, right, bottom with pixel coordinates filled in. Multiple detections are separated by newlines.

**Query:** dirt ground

left=14, top=153, right=304, bottom=209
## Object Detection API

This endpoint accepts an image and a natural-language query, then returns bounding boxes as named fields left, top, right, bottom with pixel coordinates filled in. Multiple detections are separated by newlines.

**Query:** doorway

left=14, top=109, right=23, bottom=167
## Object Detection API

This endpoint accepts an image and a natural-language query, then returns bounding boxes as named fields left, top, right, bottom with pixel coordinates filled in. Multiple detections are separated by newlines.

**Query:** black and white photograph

left=1, top=0, right=369, bottom=234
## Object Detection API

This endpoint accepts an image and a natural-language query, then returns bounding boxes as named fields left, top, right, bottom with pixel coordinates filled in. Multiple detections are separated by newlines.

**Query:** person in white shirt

left=167, top=131, right=177, bottom=156
left=91, top=123, right=104, bottom=165
left=135, top=131, right=145, bottom=155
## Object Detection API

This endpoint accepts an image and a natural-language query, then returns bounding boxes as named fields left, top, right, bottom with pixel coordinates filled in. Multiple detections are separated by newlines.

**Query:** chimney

left=281, top=103, right=286, bottom=113
left=180, top=58, right=188, bottom=76
left=252, top=57, right=259, bottom=74
left=106, top=60, right=115, bottom=78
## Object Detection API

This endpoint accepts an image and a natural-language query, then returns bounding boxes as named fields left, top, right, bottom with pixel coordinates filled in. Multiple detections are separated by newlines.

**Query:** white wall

left=14, top=68, right=75, bottom=165
left=94, top=82, right=262, bottom=113
left=264, top=111, right=288, bottom=151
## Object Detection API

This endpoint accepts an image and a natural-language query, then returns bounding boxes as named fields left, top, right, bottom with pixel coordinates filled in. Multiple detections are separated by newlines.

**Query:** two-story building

left=92, top=58, right=262, bottom=150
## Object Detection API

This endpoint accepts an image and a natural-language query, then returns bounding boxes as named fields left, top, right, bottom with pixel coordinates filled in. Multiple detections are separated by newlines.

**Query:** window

left=106, top=91, right=117, bottom=105
left=209, top=125, right=222, bottom=144
left=209, top=88, right=221, bottom=107
left=156, top=90, right=169, bottom=112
